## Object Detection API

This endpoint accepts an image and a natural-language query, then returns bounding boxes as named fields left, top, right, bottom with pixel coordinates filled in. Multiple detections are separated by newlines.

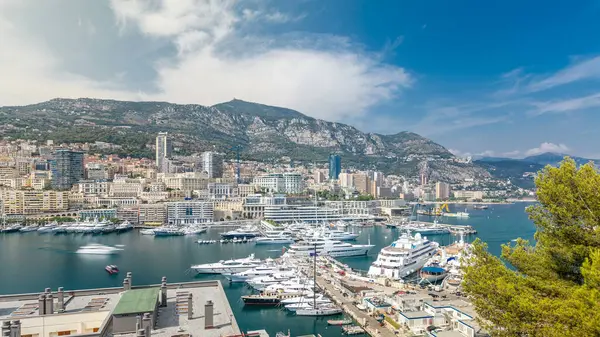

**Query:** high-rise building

left=352, top=173, right=370, bottom=194
left=435, top=182, right=451, bottom=200
left=339, top=173, right=353, bottom=188
left=328, top=154, right=341, bottom=180
left=50, top=150, right=84, bottom=190
left=201, top=151, right=224, bottom=178
left=155, top=132, right=172, bottom=173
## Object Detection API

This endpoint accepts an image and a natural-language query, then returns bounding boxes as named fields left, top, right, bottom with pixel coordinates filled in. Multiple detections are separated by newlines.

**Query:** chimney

left=142, top=313, right=151, bottom=337
left=136, top=329, right=145, bottom=337
left=1, top=321, right=10, bottom=336
left=2, top=329, right=10, bottom=337
left=160, top=282, right=167, bottom=307
left=161, top=276, right=167, bottom=284
left=135, top=315, right=142, bottom=332
left=57, top=287, right=65, bottom=312
left=38, top=294, right=46, bottom=315
left=186, top=294, right=194, bottom=320
left=123, top=278, right=130, bottom=291
left=126, top=272, right=132, bottom=287
left=204, top=300, right=213, bottom=329
left=45, top=294, right=54, bottom=315
left=10, top=320, right=20, bottom=337
left=45, top=288, right=51, bottom=294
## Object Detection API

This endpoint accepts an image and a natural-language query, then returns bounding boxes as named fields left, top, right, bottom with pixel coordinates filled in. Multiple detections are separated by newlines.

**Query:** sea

left=0, top=202, right=536, bottom=337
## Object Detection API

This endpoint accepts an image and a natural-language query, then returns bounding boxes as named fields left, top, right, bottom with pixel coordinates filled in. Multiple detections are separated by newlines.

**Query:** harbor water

left=0, top=203, right=536, bottom=336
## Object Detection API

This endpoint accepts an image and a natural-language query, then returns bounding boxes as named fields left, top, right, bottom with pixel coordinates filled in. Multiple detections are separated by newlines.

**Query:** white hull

left=368, top=255, right=430, bottom=279
left=287, top=246, right=372, bottom=258
left=193, top=266, right=255, bottom=274
left=255, top=238, right=294, bottom=245
left=76, top=249, right=121, bottom=255
left=296, top=307, right=342, bottom=316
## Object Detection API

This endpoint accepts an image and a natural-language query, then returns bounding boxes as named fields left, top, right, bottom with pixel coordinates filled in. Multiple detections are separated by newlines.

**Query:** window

left=93, top=328, right=99, bottom=333
left=57, top=331, right=71, bottom=336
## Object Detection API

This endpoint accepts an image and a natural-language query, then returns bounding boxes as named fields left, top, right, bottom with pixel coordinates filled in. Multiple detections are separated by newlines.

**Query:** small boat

left=105, top=265, right=119, bottom=274
left=140, top=229, right=155, bottom=235
left=1, top=224, right=23, bottom=233
left=473, top=205, right=488, bottom=210
left=115, top=221, right=134, bottom=233
left=76, top=243, right=123, bottom=255
left=342, top=325, right=365, bottom=335
left=327, top=319, right=353, bottom=325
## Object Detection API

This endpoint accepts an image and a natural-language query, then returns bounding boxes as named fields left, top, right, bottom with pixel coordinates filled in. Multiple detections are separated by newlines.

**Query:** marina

left=0, top=203, right=536, bottom=336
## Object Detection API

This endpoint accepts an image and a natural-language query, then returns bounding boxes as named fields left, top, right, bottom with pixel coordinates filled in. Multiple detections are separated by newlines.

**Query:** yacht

left=368, top=232, right=438, bottom=279
left=153, top=227, right=184, bottom=236
left=285, top=300, right=333, bottom=312
left=224, top=261, right=294, bottom=282
left=280, top=294, right=329, bottom=305
left=246, top=273, right=297, bottom=291
left=285, top=238, right=373, bottom=258
left=295, top=304, right=343, bottom=316
left=404, top=223, right=451, bottom=235
left=51, top=224, right=70, bottom=234
left=1, top=224, right=22, bottom=233
left=182, top=226, right=208, bottom=235
left=264, top=279, right=315, bottom=293
left=191, top=254, right=262, bottom=274
left=76, top=243, right=123, bottom=255
left=255, top=235, right=295, bottom=245
left=220, top=225, right=261, bottom=239
left=115, top=221, right=134, bottom=233
left=38, top=223, right=58, bottom=233
left=301, top=227, right=359, bottom=241
left=19, top=225, right=39, bottom=233
left=140, top=229, right=156, bottom=235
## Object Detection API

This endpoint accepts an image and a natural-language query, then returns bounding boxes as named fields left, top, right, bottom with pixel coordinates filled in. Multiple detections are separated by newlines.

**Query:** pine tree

left=463, top=158, right=600, bottom=337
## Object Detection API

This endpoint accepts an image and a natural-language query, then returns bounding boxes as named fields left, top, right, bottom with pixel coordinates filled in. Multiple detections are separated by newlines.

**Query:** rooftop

left=433, top=331, right=466, bottom=337
left=399, top=310, right=433, bottom=319
left=112, top=288, right=159, bottom=315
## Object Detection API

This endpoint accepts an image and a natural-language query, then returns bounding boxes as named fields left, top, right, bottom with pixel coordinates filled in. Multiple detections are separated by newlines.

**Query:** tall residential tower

left=328, top=154, right=341, bottom=180
left=156, top=132, right=172, bottom=173
left=50, top=150, right=84, bottom=190
left=202, top=151, right=224, bottom=178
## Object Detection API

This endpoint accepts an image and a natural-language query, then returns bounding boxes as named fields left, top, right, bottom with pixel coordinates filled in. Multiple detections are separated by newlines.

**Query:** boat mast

left=313, top=243, right=317, bottom=309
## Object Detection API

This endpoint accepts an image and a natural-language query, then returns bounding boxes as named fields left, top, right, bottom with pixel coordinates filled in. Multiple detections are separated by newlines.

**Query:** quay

left=295, top=255, right=484, bottom=337
left=0, top=274, right=245, bottom=337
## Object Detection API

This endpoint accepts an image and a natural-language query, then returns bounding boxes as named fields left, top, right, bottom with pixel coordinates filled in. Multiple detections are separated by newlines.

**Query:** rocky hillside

left=0, top=98, right=490, bottom=182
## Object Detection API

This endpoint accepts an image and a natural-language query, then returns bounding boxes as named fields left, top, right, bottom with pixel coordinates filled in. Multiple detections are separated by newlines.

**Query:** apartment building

left=166, top=201, right=214, bottom=225
left=1, top=190, right=69, bottom=215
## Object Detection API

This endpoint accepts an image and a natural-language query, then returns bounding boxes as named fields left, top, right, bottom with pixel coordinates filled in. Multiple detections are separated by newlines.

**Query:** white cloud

left=528, top=56, right=600, bottom=92
left=525, top=142, right=570, bottom=156
left=108, top=0, right=411, bottom=121
left=530, top=92, right=600, bottom=115
left=502, top=150, right=521, bottom=157
left=0, top=0, right=411, bottom=123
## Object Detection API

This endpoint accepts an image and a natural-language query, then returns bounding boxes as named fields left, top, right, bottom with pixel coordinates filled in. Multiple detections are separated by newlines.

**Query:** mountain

left=474, top=159, right=544, bottom=189
left=0, top=98, right=490, bottom=182
left=522, top=152, right=600, bottom=166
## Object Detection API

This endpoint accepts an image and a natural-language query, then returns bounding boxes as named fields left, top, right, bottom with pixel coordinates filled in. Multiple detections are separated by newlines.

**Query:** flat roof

left=112, top=288, right=159, bottom=315
left=433, top=331, right=466, bottom=337
left=399, top=310, right=433, bottom=319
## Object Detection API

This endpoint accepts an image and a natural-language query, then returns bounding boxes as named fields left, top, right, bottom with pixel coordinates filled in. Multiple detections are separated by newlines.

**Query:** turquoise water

left=0, top=203, right=536, bottom=336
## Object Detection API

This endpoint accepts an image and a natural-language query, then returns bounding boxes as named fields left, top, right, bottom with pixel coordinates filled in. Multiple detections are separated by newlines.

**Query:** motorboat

left=419, top=266, right=448, bottom=283
left=191, top=254, right=262, bottom=274
left=404, top=223, right=451, bottom=235
left=285, top=300, right=333, bottom=312
left=285, top=238, right=373, bottom=258
left=76, top=243, right=123, bottom=255
left=241, top=291, right=308, bottom=306
left=368, top=232, right=439, bottom=280
left=115, top=221, right=134, bottom=233
left=140, top=229, right=156, bottom=235
left=51, top=224, right=70, bottom=234
left=255, top=236, right=295, bottom=245
left=280, top=293, right=326, bottom=305
left=105, top=265, right=119, bottom=274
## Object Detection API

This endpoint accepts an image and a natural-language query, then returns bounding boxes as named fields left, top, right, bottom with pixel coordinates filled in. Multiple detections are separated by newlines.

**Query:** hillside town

left=0, top=132, right=535, bottom=224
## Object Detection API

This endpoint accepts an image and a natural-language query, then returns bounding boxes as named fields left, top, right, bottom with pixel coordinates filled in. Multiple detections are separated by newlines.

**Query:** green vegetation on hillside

left=463, top=157, right=600, bottom=336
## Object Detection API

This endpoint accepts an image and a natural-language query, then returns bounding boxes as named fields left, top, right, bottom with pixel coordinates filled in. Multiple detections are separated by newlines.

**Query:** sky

left=2, top=0, right=600, bottom=159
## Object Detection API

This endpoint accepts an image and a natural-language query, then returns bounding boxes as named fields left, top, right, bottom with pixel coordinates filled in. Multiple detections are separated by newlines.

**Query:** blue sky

left=1, top=1, right=600, bottom=158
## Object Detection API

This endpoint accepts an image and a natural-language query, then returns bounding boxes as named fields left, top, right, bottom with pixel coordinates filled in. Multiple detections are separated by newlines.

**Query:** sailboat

left=295, top=244, right=342, bottom=316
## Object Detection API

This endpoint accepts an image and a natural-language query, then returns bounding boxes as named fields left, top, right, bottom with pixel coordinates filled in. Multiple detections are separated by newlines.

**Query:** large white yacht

left=285, top=238, right=373, bottom=258
left=191, top=254, right=262, bottom=274
left=368, top=233, right=438, bottom=279
left=224, top=260, right=294, bottom=282
left=220, top=225, right=261, bottom=239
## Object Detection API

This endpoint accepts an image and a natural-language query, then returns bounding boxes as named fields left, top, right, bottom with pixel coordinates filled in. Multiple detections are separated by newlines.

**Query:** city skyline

left=2, top=1, right=600, bottom=158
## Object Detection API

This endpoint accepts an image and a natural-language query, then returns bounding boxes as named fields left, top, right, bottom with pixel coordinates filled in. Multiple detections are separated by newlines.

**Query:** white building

left=109, top=181, right=144, bottom=198
left=201, top=151, right=224, bottom=178
left=208, top=182, right=234, bottom=199
left=338, top=173, right=353, bottom=188
left=156, top=132, right=172, bottom=173
left=77, top=180, right=109, bottom=195
left=453, top=190, right=484, bottom=200
left=167, top=201, right=214, bottom=225
left=243, top=194, right=286, bottom=218
left=253, top=173, right=304, bottom=194
left=264, top=205, right=341, bottom=223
